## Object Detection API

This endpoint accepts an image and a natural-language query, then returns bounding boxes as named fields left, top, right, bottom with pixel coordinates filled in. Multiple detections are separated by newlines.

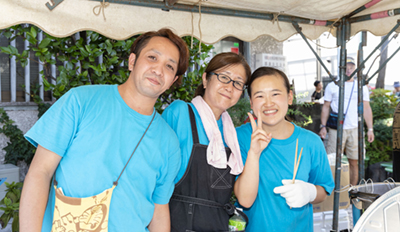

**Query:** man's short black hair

left=314, top=80, right=321, bottom=87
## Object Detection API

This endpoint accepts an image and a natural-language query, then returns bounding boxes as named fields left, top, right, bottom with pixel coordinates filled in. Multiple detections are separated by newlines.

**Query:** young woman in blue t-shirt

left=235, top=67, right=334, bottom=231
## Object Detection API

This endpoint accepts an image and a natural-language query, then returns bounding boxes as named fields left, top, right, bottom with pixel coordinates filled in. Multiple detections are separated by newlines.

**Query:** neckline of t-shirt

left=112, top=84, right=156, bottom=121
left=269, top=123, right=300, bottom=145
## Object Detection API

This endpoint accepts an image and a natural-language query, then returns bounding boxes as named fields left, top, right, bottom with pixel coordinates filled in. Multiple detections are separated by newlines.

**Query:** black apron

left=170, top=105, right=236, bottom=232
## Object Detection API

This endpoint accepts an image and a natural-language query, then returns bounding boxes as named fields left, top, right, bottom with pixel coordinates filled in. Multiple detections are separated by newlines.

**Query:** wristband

left=320, top=124, right=326, bottom=129
left=368, top=128, right=373, bottom=132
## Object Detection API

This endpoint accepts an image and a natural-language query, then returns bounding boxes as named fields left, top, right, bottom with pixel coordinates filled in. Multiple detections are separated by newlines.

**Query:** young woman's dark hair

left=247, top=67, right=290, bottom=97
left=195, top=52, right=251, bottom=97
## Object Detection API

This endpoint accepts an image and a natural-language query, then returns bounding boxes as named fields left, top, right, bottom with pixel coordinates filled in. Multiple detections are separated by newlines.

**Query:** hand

left=248, top=110, right=272, bottom=158
left=273, top=179, right=317, bottom=208
left=367, top=130, right=374, bottom=143
left=319, top=127, right=327, bottom=139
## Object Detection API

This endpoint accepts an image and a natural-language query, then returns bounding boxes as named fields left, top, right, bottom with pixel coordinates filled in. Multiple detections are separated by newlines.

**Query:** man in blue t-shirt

left=19, top=28, right=189, bottom=232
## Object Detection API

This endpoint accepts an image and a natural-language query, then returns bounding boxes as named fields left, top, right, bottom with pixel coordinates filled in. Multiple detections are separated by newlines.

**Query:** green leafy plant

left=0, top=182, right=23, bottom=232
left=287, top=92, right=313, bottom=127
left=365, top=119, right=393, bottom=164
left=369, top=88, right=398, bottom=123
left=364, top=89, right=397, bottom=164
left=227, top=97, right=253, bottom=127
left=0, top=108, right=36, bottom=165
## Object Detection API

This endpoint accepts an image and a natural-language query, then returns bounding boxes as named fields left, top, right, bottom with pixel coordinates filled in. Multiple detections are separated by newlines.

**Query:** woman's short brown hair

left=195, top=52, right=251, bottom=97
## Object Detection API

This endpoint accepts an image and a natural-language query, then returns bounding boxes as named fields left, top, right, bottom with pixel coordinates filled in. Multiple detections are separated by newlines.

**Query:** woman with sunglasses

left=162, top=52, right=253, bottom=231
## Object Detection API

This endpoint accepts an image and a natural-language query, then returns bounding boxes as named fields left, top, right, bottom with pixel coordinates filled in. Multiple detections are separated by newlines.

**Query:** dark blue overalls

left=169, top=105, right=236, bottom=232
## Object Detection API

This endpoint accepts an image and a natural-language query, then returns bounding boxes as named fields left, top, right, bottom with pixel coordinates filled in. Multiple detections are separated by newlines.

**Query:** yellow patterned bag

left=52, top=185, right=115, bottom=232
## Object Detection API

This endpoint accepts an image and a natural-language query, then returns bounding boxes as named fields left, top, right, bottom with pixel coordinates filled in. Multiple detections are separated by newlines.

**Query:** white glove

left=273, top=179, right=317, bottom=208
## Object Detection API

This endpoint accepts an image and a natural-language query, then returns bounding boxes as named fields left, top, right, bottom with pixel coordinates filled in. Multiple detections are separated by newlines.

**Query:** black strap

left=171, top=194, right=235, bottom=216
left=188, top=104, right=199, bottom=144
left=54, top=111, right=156, bottom=187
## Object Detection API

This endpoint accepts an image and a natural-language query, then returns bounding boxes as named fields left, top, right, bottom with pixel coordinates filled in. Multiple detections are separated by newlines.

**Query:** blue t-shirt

left=161, top=100, right=225, bottom=183
left=25, top=85, right=181, bottom=232
left=236, top=123, right=334, bottom=232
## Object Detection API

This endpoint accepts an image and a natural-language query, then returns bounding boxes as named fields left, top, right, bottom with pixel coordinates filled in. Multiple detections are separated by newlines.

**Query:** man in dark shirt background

left=311, top=80, right=323, bottom=102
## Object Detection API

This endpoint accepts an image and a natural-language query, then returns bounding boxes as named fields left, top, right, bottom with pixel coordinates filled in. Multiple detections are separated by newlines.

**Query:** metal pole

left=99, top=0, right=335, bottom=27
left=292, top=22, right=335, bottom=82
left=331, top=18, right=347, bottom=232
left=350, top=20, right=400, bottom=79
left=10, top=30, right=16, bottom=102
left=367, top=44, right=400, bottom=83
left=38, top=31, right=44, bottom=101
left=316, top=38, right=321, bottom=82
left=24, top=28, right=31, bottom=103
left=358, top=32, right=367, bottom=183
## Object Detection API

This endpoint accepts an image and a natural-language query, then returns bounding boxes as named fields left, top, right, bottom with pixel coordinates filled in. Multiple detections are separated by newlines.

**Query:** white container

left=0, top=164, right=20, bottom=200
left=313, top=209, right=350, bottom=232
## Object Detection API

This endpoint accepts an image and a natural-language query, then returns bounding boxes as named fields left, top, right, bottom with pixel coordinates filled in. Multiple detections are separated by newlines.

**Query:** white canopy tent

left=0, top=0, right=399, bottom=43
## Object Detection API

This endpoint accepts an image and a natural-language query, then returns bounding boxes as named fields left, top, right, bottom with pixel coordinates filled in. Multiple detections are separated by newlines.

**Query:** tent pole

left=349, top=8, right=400, bottom=24
left=331, top=17, right=347, bottom=232
left=349, top=20, right=400, bottom=80
left=347, top=0, right=382, bottom=18
left=292, top=22, right=335, bottom=82
left=98, top=0, right=334, bottom=27
left=367, top=44, right=400, bottom=83
left=358, top=32, right=367, bottom=187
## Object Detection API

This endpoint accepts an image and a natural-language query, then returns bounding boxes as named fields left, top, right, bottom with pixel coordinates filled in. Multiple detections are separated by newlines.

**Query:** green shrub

left=365, top=119, right=392, bottom=164
left=369, top=88, right=397, bottom=123
left=365, top=89, right=397, bottom=164
left=227, top=97, right=252, bottom=127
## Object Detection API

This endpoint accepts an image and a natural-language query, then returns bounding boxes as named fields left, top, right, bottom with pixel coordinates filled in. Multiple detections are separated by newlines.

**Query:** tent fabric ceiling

left=0, top=0, right=399, bottom=43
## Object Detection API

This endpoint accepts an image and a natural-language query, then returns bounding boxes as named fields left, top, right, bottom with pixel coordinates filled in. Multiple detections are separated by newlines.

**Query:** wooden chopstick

left=290, top=139, right=303, bottom=209
left=292, top=139, right=303, bottom=183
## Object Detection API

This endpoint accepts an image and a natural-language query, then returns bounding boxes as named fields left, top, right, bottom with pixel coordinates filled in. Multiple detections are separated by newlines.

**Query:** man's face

left=316, top=83, right=322, bottom=91
left=346, top=63, right=356, bottom=79
left=128, top=36, right=180, bottom=99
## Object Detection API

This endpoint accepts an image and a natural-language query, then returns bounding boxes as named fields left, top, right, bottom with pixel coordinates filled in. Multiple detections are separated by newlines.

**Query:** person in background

left=311, top=80, right=323, bottom=102
left=319, top=57, right=374, bottom=186
left=235, top=67, right=334, bottom=231
left=19, top=28, right=189, bottom=232
left=162, top=52, right=253, bottom=232
left=393, top=81, right=400, bottom=97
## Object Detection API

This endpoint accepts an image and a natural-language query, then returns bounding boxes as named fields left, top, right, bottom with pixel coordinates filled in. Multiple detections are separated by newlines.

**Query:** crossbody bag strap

left=332, top=81, right=355, bottom=117
left=344, top=80, right=356, bottom=116
left=114, top=112, right=156, bottom=186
